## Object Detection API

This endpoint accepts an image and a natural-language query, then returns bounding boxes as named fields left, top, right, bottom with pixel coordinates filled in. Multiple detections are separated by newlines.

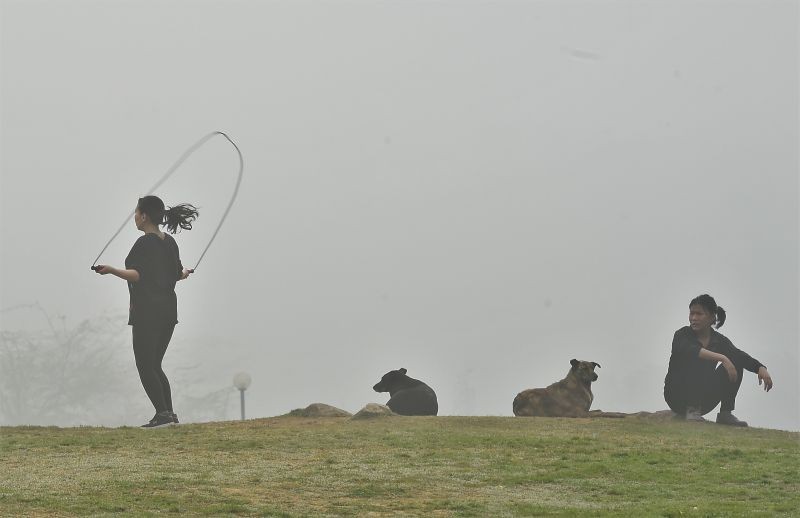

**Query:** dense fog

left=1, top=1, right=797, bottom=431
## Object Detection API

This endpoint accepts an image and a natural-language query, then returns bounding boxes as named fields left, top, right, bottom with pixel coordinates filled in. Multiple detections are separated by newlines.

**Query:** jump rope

left=90, top=131, right=244, bottom=272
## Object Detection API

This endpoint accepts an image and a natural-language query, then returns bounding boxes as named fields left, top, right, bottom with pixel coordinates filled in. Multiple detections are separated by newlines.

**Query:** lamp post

left=233, top=372, right=251, bottom=420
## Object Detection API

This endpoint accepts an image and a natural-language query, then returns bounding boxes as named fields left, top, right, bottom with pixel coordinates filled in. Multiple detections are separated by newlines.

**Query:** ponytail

left=163, top=203, right=199, bottom=234
left=715, top=306, right=726, bottom=329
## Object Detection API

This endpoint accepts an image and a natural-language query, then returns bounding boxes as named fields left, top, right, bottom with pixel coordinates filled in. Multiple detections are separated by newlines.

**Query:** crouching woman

left=664, top=294, right=773, bottom=426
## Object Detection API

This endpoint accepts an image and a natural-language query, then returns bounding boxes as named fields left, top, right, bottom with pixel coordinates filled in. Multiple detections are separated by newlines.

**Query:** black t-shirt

left=124, top=233, right=183, bottom=326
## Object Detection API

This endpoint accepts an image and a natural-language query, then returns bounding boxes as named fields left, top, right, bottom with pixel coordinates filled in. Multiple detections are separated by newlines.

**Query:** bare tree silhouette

left=1, top=303, right=235, bottom=426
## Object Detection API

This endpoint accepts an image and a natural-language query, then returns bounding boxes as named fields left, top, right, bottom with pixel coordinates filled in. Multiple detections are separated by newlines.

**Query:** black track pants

left=132, top=321, right=175, bottom=413
left=664, top=360, right=744, bottom=416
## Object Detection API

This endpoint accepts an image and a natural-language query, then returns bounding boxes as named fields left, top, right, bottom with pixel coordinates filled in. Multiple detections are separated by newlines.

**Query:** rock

left=286, top=403, right=352, bottom=418
left=351, top=403, right=396, bottom=419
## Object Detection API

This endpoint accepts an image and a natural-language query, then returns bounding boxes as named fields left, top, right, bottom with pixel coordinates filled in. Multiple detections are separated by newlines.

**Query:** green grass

left=1, top=416, right=798, bottom=516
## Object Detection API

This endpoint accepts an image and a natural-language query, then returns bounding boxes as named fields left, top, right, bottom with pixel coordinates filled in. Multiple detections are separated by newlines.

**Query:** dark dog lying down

left=373, top=368, right=438, bottom=416
left=513, top=359, right=625, bottom=418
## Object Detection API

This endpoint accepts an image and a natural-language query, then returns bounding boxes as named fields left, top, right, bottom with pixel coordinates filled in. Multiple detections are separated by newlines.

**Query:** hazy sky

left=1, top=1, right=798, bottom=430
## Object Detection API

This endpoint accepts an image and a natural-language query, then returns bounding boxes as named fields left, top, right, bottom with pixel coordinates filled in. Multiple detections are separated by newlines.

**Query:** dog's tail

left=588, top=410, right=628, bottom=418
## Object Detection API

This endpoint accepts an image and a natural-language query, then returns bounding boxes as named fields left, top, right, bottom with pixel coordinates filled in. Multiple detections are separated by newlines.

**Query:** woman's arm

left=94, top=265, right=140, bottom=283
left=717, top=336, right=765, bottom=374
left=698, top=348, right=727, bottom=363
left=698, top=348, right=738, bottom=382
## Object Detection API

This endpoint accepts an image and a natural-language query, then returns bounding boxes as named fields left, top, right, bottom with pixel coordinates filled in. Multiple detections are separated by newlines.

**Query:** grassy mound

left=1, top=416, right=797, bottom=516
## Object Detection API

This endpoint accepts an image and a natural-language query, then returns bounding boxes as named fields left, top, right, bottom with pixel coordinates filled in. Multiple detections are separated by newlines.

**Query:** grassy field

left=1, top=415, right=798, bottom=517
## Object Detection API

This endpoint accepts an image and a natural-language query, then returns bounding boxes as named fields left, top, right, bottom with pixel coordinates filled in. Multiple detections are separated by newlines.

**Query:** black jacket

left=664, top=326, right=764, bottom=388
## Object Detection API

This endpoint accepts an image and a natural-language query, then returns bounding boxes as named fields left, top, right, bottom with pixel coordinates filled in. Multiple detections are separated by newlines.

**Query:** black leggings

left=132, top=321, right=175, bottom=414
left=664, top=360, right=744, bottom=416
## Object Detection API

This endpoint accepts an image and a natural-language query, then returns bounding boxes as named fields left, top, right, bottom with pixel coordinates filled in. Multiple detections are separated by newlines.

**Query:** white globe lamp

left=233, top=372, right=251, bottom=420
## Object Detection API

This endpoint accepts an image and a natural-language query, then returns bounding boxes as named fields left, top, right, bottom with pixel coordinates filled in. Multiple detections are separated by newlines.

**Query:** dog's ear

left=399, top=368, right=407, bottom=375
left=570, top=359, right=579, bottom=368
left=592, top=362, right=601, bottom=369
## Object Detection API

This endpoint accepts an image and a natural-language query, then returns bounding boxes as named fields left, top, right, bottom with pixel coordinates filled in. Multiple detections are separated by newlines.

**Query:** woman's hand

left=94, top=265, right=114, bottom=275
left=180, top=268, right=194, bottom=280
left=721, top=357, right=738, bottom=383
left=758, top=367, right=773, bottom=392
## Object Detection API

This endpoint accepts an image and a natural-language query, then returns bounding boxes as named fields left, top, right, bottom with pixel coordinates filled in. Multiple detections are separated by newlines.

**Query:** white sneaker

left=685, top=407, right=707, bottom=422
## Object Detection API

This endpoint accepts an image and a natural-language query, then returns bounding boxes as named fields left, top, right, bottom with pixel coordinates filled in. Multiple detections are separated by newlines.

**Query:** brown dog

left=513, top=359, right=600, bottom=417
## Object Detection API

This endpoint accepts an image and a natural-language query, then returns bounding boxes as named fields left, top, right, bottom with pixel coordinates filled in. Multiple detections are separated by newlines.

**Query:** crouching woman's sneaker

left=685, top=406, right=707, bottom=422
left=141, top=411, right=175, bottom=429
